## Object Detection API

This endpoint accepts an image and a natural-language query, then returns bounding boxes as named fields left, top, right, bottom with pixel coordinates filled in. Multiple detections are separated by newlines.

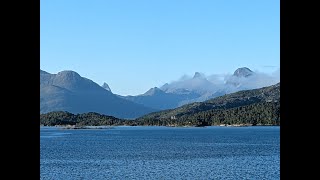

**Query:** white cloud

left=161, top=68, right=280, bottom=94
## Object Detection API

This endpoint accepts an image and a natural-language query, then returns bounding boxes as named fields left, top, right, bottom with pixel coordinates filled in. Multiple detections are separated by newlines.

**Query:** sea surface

left=40, top=126, right=280, bottom=180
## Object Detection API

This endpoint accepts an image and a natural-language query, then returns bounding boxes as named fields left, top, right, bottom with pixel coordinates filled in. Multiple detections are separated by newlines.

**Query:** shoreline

left=40, top=124, right=279, bottom=129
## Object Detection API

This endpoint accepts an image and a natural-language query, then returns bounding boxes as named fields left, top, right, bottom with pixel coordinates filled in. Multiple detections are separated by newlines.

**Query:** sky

left=40, top=0, right=280, bottom=96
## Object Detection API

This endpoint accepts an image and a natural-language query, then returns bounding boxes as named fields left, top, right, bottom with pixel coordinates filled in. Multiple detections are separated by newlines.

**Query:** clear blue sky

left=40, top=0, right=279, bottom=96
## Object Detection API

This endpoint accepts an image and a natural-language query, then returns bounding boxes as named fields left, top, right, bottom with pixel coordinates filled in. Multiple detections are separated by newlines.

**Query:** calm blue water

left=40, top=126, right=280, bottom=179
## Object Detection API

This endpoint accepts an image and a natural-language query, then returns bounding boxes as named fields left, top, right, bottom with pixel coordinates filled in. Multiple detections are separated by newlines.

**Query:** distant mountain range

left=40, top=83, right=280, bottom=127
left=121, top=87, right=200, bottom=110
left=122, top=67, right=279, bottom=110
left=40, top=70, right=155, bottom=119
left=136, top=83, right=280, bottom=126
left=40, top=67, right=279, bottom=119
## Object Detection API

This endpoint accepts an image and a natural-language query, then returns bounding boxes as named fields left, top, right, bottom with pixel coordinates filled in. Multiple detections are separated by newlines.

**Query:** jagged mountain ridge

left=122, top=87, right=201, bottom=110
left=41, top=67, right=279, bottom=117
left=233, top=67, right=253, bottom=77
left=123, top=67, right=273, bottom=110
left=102, top=82, right=112, bottom=92
left=40, top=70, right=156, bottom=119
left=138, top=82, right=280, bottom=120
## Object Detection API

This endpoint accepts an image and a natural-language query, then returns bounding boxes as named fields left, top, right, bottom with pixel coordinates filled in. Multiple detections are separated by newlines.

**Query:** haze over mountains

left=137, top=82, right=280, bottom=126
left=40, top=67, right=279, bottom=119
left=40, top=82, right=280, bottom=126
left=122, top=67, right=279, bottom=110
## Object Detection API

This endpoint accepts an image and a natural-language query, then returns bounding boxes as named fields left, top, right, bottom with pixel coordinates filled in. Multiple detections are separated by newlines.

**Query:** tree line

left=41, top=101, right=279, bottom=127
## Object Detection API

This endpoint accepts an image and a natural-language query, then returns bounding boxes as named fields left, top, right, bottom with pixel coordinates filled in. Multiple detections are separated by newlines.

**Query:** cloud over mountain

left=164, top=67, right=280, bottom=94
left=41, top=67, right=280, bottom=117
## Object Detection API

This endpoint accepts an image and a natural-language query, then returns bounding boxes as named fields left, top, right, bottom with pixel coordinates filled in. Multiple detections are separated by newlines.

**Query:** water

left=40, top=126, right=280, bottom=179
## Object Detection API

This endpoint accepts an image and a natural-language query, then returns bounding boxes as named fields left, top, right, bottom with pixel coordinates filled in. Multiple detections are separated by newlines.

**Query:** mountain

left=40, top=83, right=280, bottom=127
left=101, top=82, right=112, bottom=92
left=225, top=67, right=255, bottom=88
left=121, top=67, right=278, bottom=111
left=193, top=72, right=203, bottom=78
left=125, top=72, right=224, bottom=109
left=122, top=87, right=200, bottom=110
left=224, top=67, right=279, bottom=92
left=143, top=87, right=164, bottom=96
left=233, top=67, right=253, bottom=77
left=136, top=83, right=280, bottom=126
left=160, top=72, right=218, bottom=95
left=40, top=70, right=156, bottom=119
left=178, top=90, right=227, bottom=106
